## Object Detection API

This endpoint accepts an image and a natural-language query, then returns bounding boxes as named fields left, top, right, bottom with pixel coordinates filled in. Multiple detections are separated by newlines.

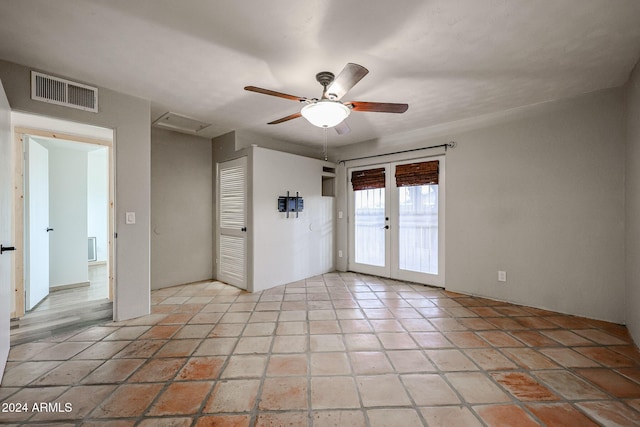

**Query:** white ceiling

left=1, top=0, right=639, bottom=148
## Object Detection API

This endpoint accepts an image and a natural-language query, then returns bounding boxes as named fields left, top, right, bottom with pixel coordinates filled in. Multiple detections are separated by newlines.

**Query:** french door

left=347, top=157, right=444, bottom=286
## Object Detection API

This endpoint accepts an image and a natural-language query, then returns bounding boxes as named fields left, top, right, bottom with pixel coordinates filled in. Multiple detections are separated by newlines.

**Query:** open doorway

left=11, top=118, right=115, bottom=343
left=25, top=135, right=110, bottom=307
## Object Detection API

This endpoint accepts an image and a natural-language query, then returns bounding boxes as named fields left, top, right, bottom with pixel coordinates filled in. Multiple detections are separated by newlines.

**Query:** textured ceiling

left=0, top=0, right=639, bottom=147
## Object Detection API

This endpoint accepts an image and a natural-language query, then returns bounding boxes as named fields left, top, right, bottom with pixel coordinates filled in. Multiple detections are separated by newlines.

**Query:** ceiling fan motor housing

left=315, top=71, right=335, bottom=87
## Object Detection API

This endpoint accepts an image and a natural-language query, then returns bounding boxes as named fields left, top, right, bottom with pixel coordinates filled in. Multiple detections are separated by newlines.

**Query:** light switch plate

left=126, top=212, right=136, bottom=225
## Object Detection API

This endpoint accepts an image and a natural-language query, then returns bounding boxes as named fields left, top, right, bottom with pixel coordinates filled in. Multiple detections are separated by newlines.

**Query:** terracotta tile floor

left=2, top=272, right=640, bottom=426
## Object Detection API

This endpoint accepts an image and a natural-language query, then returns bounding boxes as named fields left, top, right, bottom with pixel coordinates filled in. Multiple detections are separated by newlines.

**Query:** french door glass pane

left=398, top=184, right=438, bottom=274
left=354, top=188, right=385, bottom=267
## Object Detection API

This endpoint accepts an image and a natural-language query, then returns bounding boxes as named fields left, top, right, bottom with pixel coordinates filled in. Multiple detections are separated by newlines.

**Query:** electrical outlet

left=498, top=270, right=507, bottom=282
left=338, top=250, right=343, bottom=258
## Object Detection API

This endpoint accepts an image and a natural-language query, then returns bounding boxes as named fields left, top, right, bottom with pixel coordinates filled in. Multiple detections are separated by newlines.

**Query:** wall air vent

left=31, top=71, right=98, bottom=112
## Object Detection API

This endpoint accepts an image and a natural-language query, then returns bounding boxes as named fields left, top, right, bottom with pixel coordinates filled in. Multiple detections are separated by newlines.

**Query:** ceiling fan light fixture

left=301, top=100, right=350, bottom=128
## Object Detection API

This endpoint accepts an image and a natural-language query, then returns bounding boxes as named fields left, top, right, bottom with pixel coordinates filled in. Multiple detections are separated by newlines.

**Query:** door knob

left=241, top=227, right=247, bottom=232
left=382, top=225, right=389, bottom=229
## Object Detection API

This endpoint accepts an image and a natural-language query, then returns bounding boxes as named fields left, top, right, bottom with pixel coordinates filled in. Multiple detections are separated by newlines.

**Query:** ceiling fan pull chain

left=323, top=127, right=328, bottom=161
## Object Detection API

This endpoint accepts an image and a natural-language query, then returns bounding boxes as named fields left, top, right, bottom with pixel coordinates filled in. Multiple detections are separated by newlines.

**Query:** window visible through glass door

left=354, top=187, right=386, bottom=267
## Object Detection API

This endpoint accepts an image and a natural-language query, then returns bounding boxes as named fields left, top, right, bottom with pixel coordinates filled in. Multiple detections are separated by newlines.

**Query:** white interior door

left=25, top=136, right=50, bottom=310
left=348, top=157, right=445, bottom=287
left=0, top=79, right=12, bottom=383
left=217, top=157, right=247, bottom=290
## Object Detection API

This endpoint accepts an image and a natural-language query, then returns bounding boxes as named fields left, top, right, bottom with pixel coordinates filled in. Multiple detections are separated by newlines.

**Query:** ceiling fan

left=245, top=63, right=409, bottom=135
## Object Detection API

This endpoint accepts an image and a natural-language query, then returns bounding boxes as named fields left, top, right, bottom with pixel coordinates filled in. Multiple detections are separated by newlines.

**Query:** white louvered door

left=217, top=157, right=247, bottom=289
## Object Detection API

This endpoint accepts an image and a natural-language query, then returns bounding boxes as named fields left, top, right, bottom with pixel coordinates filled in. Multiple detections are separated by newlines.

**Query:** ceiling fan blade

left=326, top=63, right=369, bottom=100
left=334, top=121, right=351, bottom=135
left=245, top=86, right=307, bottom=102
left=267, top=112, right=302, bottom=125
left=348, top=101, right=409, bottom=113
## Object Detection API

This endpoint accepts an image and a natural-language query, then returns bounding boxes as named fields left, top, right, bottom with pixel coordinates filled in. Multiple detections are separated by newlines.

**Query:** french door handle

left=382, top=225, right=389, bottom=229
left=46, top=227, right=54, bottom=232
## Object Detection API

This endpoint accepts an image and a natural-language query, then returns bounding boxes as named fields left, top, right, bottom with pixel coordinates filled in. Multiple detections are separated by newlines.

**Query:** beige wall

left=151, top=128, right=213, bottom=289
left=333, top=87, right=627, bottom=323
left=626, top=61, right=640, bottom=345
left=445, top=89, right=626, bottom=323
left=0, top=60, right=151, bottom=321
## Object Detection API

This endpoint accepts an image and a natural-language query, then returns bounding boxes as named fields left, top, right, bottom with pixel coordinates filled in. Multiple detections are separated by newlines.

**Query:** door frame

left=12, top=127, right=115, bottom=318
left=347, top=155, right=445, bottom=287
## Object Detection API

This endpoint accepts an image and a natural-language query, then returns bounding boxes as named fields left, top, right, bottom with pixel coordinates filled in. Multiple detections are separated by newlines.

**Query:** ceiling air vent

left=152, top=112, right=211, bottom=134
left=31, top=71, right=98, bottom=113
